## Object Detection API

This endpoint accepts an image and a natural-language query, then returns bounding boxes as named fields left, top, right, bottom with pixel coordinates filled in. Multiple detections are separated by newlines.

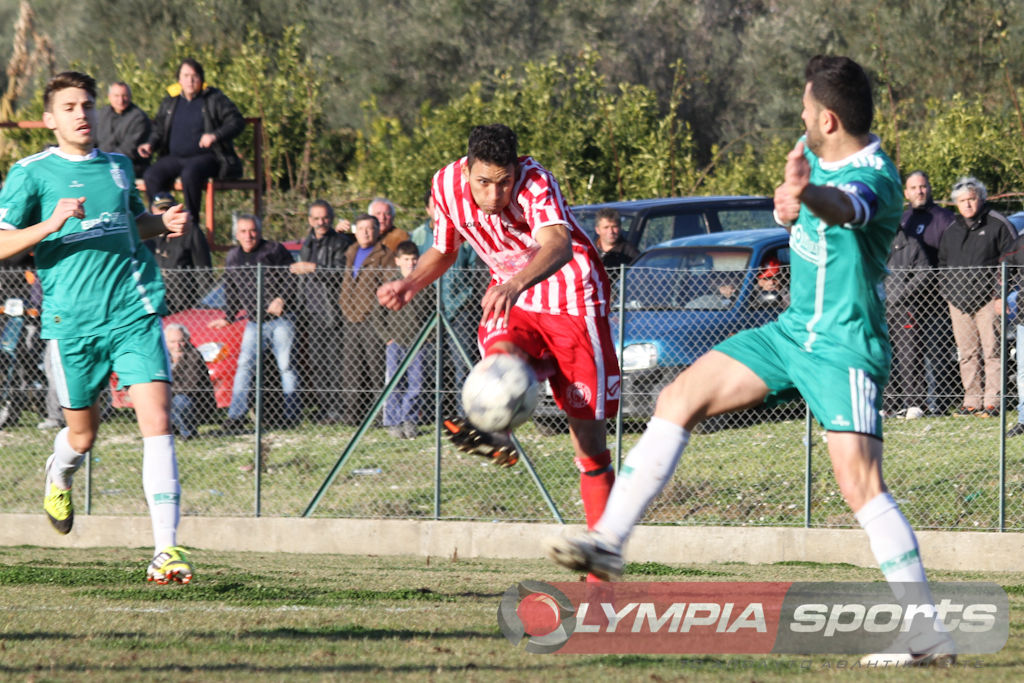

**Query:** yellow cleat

left=147, top=546, right=194, bottom=585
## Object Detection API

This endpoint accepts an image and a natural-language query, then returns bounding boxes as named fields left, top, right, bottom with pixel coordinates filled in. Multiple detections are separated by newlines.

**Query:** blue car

left=611, top=228, right=791, bottom=418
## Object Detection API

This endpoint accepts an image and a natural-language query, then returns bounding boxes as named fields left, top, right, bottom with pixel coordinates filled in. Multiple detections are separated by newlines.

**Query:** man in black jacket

left=208, top=214, right=300, bottom=433
left=886, top=171, right=955, bottom=418
left=138, top=58, right=245, bottom=233
left=938, top=176, right=1017, bottom=416
left=290, top=200, right=352, bottom=423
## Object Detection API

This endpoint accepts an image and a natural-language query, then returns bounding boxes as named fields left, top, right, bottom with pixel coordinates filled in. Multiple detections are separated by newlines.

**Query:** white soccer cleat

left=544, top=532, right=624, bottom=581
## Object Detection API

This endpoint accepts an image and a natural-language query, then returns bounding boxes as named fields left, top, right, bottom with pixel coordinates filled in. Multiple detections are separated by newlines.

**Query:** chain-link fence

left=1, top=262, right=1022, bottom=530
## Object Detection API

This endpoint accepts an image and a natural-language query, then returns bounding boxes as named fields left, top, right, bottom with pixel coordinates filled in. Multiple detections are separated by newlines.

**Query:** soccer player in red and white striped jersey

left=378, top=125, right=620, bottom=571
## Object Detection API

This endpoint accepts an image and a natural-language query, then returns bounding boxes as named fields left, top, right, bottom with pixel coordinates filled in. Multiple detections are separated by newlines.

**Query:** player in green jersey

left=547, top=56, right=955, bottom=666
left=0, top=72, right=194, bottom=584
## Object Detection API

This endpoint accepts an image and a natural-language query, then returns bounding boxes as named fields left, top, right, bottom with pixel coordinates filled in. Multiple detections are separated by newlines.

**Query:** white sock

left=855, top=492, right=927, bottom=583
left=142, top=435, right=180, bottom=553
left=48, top=427, right=86, bottom=490
left=856, top=492, right=949, bottom=651
left=593, top=416, right=689, bottom=550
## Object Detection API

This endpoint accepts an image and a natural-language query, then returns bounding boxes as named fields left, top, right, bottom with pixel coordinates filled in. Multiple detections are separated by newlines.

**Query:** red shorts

left=479, top=308, right=620, bottom=420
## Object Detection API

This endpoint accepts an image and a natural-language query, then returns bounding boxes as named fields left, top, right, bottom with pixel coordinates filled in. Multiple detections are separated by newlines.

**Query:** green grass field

left=0, top=546, right=1021, bottom=681
left=2, top=404, right=1023, bottom=530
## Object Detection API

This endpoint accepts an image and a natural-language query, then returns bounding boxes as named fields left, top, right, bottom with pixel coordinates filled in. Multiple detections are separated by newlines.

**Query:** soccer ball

left=462, top=354, right=540, bottom=432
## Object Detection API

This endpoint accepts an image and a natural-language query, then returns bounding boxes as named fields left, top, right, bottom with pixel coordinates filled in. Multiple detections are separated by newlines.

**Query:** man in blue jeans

left=209, top=214, right=300, bottom=433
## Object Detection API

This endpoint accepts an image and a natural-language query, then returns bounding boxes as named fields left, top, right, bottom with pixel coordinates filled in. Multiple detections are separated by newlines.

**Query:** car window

left=639, top=213, right=708, bottom=251
left=570, top=208, right=638, bottom=245
left=717, top=208, right=777, bottom=231
left=622, top=247, right=753, bottom=310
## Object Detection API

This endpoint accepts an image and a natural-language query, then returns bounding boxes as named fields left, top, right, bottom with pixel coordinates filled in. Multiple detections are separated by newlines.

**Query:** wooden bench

left=0, top=117, right=263, bottom=248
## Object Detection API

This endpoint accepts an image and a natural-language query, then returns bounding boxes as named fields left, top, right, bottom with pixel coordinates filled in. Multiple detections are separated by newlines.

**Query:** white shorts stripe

left=585, top=316, right=606, bottom=420
left=849, top=367, right=878, bottom=434
left=47, top=339, right=70, bottom=409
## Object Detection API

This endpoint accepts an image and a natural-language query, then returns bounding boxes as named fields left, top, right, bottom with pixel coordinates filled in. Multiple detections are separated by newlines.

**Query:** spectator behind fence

left=938, top=176, right=1017, bottom=417
left=895, top=171, right=957, bottom=417
left=999, top=235, right=1024, bottom=437
left=139, top=58, right=245, bottom=232
left=209, top=214, right=300, bottom=434
left=165, top=323, right=216, bottom=439
left=145, top=193, right=212, bottom=313
left=338, top=214, right=393, bottom=425
left=95, top=81, right=151, bottom=180
left=376, top=241, right=432, bottom=439
left=593, top=207, right=640, bottom=271
left=880, top=169, right=950, bottom=419
left=410, top=188, right=487, bottom=417
left=290, top=200, right=352, bottom=424
left=369, top=197, right=410, bottom=252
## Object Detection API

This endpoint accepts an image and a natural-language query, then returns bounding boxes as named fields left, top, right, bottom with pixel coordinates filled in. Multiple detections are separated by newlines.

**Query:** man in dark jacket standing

left=886, top=171, right=955, bottom=418
left=138, top=58, right=245, bottom=234
left=290, top=200, right=352, bottom=423
left=209, top=214, right=300, bottom=433
left=95, top=81, right=151, bottom=179
left=938, top=176, right=1017, bottom=416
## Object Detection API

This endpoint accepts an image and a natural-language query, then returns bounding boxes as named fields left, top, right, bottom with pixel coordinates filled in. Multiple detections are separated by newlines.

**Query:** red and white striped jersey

left=431, top=155, right=610, bottom=317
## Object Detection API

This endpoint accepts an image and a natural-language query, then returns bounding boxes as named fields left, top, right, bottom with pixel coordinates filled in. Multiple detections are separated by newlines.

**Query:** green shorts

left=47, top=315, right=171, bottom=410
left=714, top=321, right=885, bottom=438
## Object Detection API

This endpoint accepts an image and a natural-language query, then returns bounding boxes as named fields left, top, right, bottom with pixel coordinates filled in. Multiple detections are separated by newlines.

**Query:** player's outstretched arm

left=0, top=196, right=84, bottom=261
left=377, top=246, right=459, bottom=311
left=137, top=204, right=190, bottom=240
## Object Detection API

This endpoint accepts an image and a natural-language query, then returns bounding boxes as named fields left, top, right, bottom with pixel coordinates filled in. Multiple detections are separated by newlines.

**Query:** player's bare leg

left=43, top=401, right=100, bottom=534
left=130, top=381, right=191, bottom=585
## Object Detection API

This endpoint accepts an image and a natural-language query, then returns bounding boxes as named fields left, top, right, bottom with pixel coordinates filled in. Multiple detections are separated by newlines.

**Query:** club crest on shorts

left=565, top=382, right=592, bottom=409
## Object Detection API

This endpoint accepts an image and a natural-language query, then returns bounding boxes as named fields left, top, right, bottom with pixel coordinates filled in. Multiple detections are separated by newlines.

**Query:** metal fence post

left=1000, top=261, right=1008, bottom=531
left=804, top=405, right=813, bottom=528
left=615, top=265, right=626, bottom=471
left=254, top=264, right=263, bottom=517
left=434, top=278, right=444, bottom=520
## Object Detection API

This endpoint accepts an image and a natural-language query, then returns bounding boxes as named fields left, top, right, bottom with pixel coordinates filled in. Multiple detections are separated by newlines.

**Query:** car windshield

left=619, top=247, right=754, bottom=310
left=571, top=208, right=639, bottom=245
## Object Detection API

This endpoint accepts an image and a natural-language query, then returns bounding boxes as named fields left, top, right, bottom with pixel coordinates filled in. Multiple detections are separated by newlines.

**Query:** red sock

left=576, top=450, right=615, bottom=529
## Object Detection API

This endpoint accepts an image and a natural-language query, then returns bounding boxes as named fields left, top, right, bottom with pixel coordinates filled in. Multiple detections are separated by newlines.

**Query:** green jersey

left=777, top=135, right=901, bottom=377
left=0, top=148, right=165, bottom=339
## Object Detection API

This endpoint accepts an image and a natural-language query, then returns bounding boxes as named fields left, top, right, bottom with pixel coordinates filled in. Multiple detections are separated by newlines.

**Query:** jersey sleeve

left=836, top=166, right=900, bottom=231
left=520, top=168, right=570, bottom=237
left=116, top=155, right=148, bottom=218
left=431, top=170, right=463, bottom=255
left=0, top=163, right=40, bottom=230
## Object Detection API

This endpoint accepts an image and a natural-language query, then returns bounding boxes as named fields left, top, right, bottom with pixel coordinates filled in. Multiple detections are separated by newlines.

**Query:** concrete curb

left=2, top=514, right=1021, bottom=572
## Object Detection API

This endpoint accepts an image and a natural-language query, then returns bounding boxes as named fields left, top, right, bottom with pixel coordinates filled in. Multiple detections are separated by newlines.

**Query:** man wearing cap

left=145, top=193, right=212, bottom=313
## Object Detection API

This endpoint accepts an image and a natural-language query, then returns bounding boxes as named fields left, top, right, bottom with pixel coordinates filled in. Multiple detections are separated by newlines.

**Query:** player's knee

left=654, top=372, right=705, bottom=426
left=67, top=429, right=96, bottom=454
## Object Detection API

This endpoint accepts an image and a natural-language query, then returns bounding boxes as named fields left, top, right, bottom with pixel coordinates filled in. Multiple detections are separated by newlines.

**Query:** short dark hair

left=354, top=213, right=380, bottom=231
left=178, top=58, right=205, bottom=84
left=467, top=124, right=518, bottom=168
left=905, top=170, right=930, bottom=185
left=595, top=207, right=621, bottom=225
left=394, top=240, right=419, bottom=258
left=804, top=55, right=873, bottom=136
left=423, top=188, right=432, bottom=207
left=309, top=199, right=334, bottom=222
left=44, top=71, right=97, bottom=111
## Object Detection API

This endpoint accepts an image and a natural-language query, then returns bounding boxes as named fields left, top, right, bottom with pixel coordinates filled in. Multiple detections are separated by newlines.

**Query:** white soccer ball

left=462, top=354, right=540, bottom=432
